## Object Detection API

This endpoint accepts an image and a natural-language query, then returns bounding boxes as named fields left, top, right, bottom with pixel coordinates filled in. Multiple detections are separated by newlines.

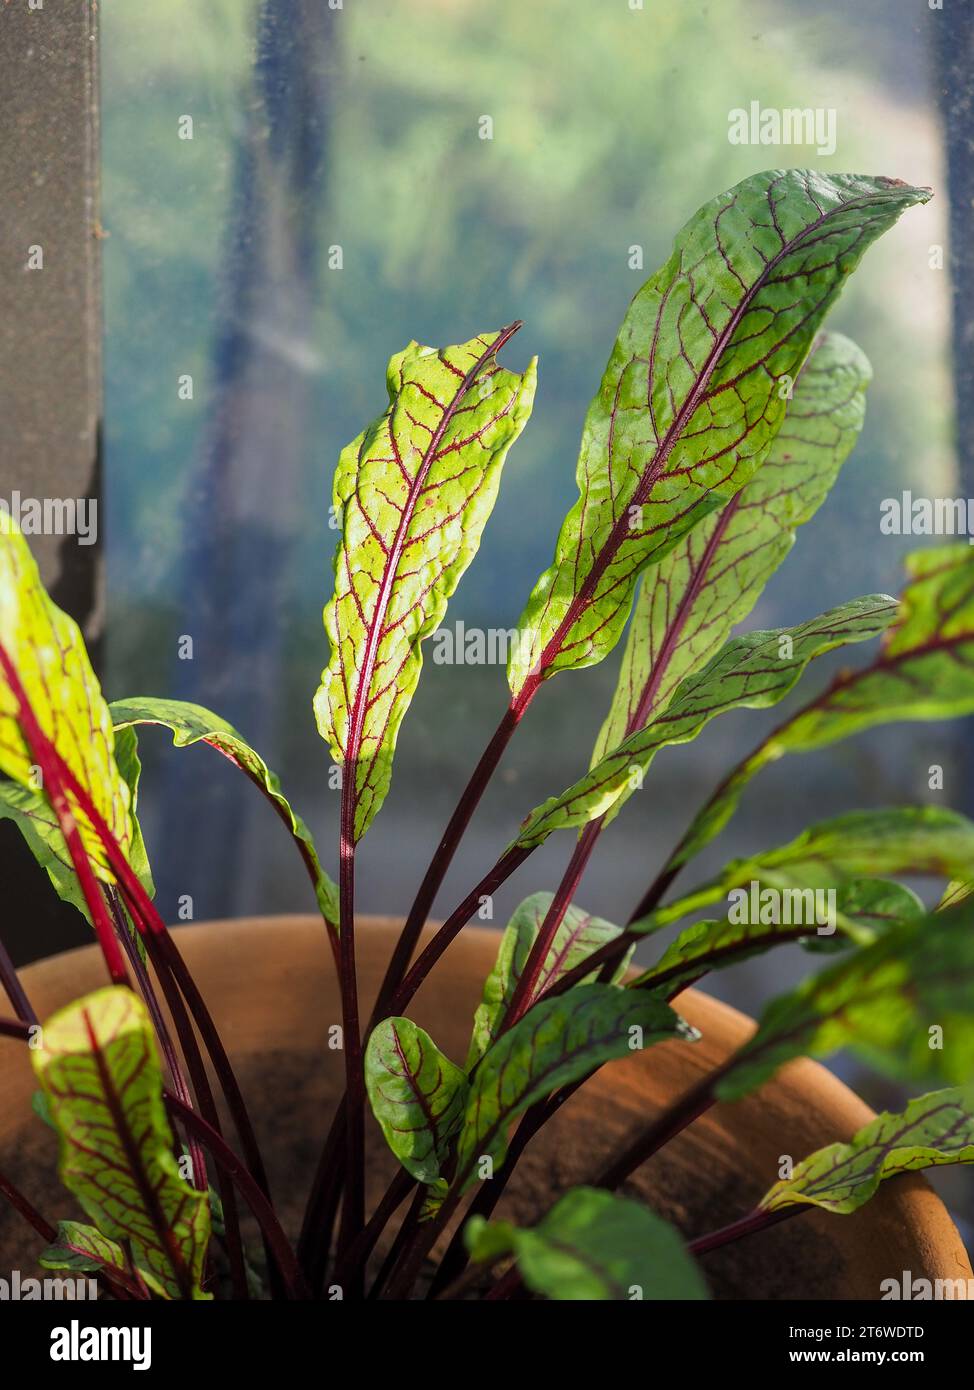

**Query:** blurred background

left=5, top=0, right=974, bottom=1243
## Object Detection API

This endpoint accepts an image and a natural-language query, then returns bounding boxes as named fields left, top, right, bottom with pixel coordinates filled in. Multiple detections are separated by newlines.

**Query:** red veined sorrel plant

left=3, top=167, right=974, bottom=1302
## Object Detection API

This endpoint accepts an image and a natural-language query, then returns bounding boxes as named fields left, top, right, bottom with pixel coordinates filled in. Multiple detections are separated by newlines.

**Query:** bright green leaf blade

left=515, top=596, right=896, bottom=849
left=716, top=898, right=974, bottom=1102
left=634, top=879, right=925, bottom=997
left=39, top=1220, right=127, bottom=1275
left=667, top=545, right=974, bottom=874
left=455, top=985, right=697, bottom=1190
left=0, top=727, right=155, bottom=927
left=593, top=330, right=871, bottom=761
left=32, top=986, right=211, bottom=1300
left=0, top=516, right=134, bottom=879
left=651, top=806, right=974, bottom=930
left=467, top=1188, right=708, bottom=1301
left=465, top=892, right=632, bottom=1067
left=365, top=1017, right=468, bottom=1184
left=110, top=696, right=337, bottom=928
left=509, top=171, right=928, bottom=696
left=314, top=327, right=536, bottom=841
left=759, top=1088, right=974, bottom=1215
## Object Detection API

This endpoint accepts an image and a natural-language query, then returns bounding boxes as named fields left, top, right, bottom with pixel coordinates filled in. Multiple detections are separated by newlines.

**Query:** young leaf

left=365, top=1017, right=468, bottom=1184
left=508, top=170, right=928, bottom=697
left=634, top=879, right=925, bottom=997
left=515, top=596, right=896, bottom=848
left=465, top=892, right=632, bottom=1066
left=32, top=986, right=211, bottom=1300
left=667, top=545, right=974, bottom=874
left=110, top=696, right=337, bottom=927
left=0, top=727, right=154, bottom=926
left=757, top=1088, right=974, bottom=1216
left=466, top=1187, right=708, bottom=1301
left=716, top=898, right=974, bottom=1101
left=39, top=1220, right=127, bottom=1275
left=649, top=806, right=974, bottom=930
left=593, top=330, right=871, bottom=761
left=314, top=326, right=536, bottom=841
left=0, top=515, right=135, bottom=880
left=455, top=985, right=697, bottom=1190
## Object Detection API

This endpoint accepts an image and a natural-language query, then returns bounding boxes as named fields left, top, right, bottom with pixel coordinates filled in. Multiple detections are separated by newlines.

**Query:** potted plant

left=2, top=167, right=974, bottom=1302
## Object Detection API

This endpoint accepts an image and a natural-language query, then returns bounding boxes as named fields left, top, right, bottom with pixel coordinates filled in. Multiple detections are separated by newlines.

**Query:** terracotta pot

left=1, top=915, right=969, bottom=1299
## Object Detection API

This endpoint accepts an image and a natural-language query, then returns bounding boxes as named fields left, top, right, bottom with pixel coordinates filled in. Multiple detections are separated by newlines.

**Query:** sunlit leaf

left=465, top=892, right=632, bottom=1067
left=365, top=1017, right=467, bottom=1184
left=758, top=1088, right=974, bottom=1216
left=110, top=696, right=336, bottom=927
left=515, top=596, right=895, bottom=848
left=667, top=545, right=974, bottom=875
left=466, top=1187, right=708, bottom=1301
left=509, top=171, right=927, bottom=696
left=593, top=331, right=871, bottom=760
left=0, top=515, right=134, bottom=879
left=314, top=326, right=536, bottom=841
left=32, top=986, right=211, bottom=1300
left=39, top=1220, right=127, bottom=1275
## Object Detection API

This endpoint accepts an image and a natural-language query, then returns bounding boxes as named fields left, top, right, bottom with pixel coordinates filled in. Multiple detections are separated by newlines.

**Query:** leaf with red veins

left=32, top=987, right=211, bottom=1300
left=758, top=1088, right=974, bottom=1215
left=593, top=330, right=871, bottom=762
left=0, top=515, right=135, bottom=881
left=315, top=326, right=536, bottom=841
left=514, top=595, right=896, bottom=849
left=668, top=545, right=974, bottom=874
left=509, top=170, right=928, bottom=697
left=365, top=1016, right=467, bottom=1184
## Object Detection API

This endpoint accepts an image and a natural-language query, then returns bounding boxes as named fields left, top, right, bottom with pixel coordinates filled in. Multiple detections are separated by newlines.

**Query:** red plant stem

left=374, top=700, right=524, bottom=1015
left=629, top=859, right=684, bottom=925
left=297, top=1095, right=346, bottom=1287
left=0, top=1165, right=141, bottom=1301
left=0, top=1016, right=30, bottom=1041
left=0, top=933, right=37, bottom=1024
left=387, top=845, right=532, bottom=1017
left=336, top=1166, right=413, bottom=1289
left=0, top=643, right=129, bottom=986
left=367, top=1184, right=427, bottom=1300
left=383, top=1185, right=465, bottom=1300
left=501, top=821, right=601, bottom=1027
left=594, top=1061, right=728, bottom=1191
left=483, top=1265, right=522, bottom=1300
left=687, top=1203, right=799, bottom=1257
left=165, top=1092, right=310, bottom=1300
left=52, top=754, right=273, bottom=1208
left=335, top=829, right=365, bottom=1287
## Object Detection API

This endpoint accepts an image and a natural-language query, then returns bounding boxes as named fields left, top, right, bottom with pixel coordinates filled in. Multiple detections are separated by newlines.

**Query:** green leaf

left=515, top=596, right=895, bottom=848
left=508, top=171, right=927, bottom=696
left=634, top=879, right=925, bottom=997
left=465, top=892, right=632, bottom=1067
left=39, top=1220, right=127, bottom=1275
left=592, top=330, right=871, bottom=761
left=314, top=327, right=536, bottom=841
left=0, top=726, right=154, bottom=927
left=667, top=545, right=974, bottom=874
left=110, top=696, right=337, bottom=927
left=716, top=898, right=974, bottom=1101
left=0, top=515, right=135, bottom=880
left=466, top=1188, right=708, bottom=1301
left=455, top=985, right=697, bottom=1190
left=32, top=986, right=211, bottom=1300
left=758, top=1088, right=974, bottom=1215
left=365, top=1017, right=468, bottom=1184
left=650, top=806, right=974, bottom=931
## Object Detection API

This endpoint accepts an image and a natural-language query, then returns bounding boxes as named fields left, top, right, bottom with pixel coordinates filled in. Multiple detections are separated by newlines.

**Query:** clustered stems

left=335, top=828, right=366, bottom=1286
